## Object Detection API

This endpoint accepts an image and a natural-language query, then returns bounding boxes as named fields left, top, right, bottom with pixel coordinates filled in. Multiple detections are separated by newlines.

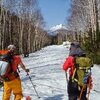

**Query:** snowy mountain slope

left=50, top=24, right=67, bottom=32
left=21, top=45, right=69, bottom=100
left=0, top=45, right=100, bottom=100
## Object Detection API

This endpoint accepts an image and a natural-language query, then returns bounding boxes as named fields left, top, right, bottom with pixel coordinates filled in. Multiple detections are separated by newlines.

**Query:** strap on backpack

left=72, top=57, right=78, bottom=82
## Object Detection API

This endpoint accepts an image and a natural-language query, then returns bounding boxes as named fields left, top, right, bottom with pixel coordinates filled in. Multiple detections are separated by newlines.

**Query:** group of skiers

left=0, top=42, right=93, bottom=100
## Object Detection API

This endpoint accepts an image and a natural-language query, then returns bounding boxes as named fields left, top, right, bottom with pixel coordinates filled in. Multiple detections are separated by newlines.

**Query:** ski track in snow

left=0, top=45, right=100, bottom=100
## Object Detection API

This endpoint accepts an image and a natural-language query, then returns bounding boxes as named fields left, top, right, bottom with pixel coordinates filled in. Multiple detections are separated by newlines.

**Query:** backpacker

left=0, top=50, right=13, bottom=77
left=72, top=56, right=93, bottom=87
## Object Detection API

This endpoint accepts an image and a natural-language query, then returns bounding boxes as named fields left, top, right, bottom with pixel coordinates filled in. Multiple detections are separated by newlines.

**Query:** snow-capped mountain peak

left=50, top=24, right=67, bottom=32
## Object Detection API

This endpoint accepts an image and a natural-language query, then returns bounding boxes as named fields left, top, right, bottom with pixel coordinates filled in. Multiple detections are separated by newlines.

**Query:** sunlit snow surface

left=0, top=45, right=100, bottom=100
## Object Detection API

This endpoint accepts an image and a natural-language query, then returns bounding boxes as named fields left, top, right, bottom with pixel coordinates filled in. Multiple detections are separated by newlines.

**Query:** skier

left=63, top=42, right=93, bottom=100
left=1, top=45, right=29, bottom=100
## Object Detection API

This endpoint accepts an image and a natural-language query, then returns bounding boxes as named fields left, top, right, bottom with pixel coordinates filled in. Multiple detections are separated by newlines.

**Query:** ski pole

left=87, top=69, right=92, bottom=100
left=65, top=71, right=68, bottom=83
left=87, top=76, right=92, bottom=100
left=26, top=73, right=40, bottom=98
left=78, top=86, right=84, bottom=100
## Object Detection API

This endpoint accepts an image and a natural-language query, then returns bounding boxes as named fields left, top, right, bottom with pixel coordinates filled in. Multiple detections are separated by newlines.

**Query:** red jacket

left=63, top=56, right=74, bottom=77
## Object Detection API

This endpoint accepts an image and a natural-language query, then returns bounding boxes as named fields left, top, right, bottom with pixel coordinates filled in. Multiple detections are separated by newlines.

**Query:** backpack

left=72, top=56, right=93, bottom=87
left=0, top=50, right=13, bottom=77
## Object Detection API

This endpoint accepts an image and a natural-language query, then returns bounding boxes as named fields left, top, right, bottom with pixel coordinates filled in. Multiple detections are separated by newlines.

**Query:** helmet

left=7, top=45, right=16, bottom=52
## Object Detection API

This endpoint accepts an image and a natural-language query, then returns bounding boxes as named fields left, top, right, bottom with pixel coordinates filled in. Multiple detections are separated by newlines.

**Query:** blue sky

left=38, top=0, right=71, bottom=29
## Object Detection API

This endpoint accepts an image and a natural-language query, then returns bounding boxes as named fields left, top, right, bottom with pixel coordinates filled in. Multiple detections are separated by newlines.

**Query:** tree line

left=0, top=0, right=52, bottom=54
left=66, top=0, right=100, bottom=64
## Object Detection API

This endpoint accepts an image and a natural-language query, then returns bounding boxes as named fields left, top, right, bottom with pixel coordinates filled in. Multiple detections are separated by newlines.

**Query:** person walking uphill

left=63, top=42, right=93, bottom=100
left=0, top=45, right=29, bottom=100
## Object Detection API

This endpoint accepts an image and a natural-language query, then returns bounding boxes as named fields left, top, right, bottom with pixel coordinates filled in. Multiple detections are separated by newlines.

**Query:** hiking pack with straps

left=72, top=56, right=93, bottom=87
left=0, top=51, right=12, bottom=76
left=0, top=50, right=14, bottom=77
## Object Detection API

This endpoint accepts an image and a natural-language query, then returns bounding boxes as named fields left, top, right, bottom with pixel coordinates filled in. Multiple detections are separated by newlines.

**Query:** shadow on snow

left=44, top=94, right=64, bottom=100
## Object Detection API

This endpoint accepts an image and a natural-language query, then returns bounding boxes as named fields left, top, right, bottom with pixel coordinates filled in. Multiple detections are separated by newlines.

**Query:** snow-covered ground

left=0, top=45, right=100, bottom=100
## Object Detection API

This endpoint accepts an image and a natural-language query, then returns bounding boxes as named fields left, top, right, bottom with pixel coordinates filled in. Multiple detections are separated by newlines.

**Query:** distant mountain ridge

left=50, top=24, right=67, bottom=32
left=48, top=24, right=74, bottom=36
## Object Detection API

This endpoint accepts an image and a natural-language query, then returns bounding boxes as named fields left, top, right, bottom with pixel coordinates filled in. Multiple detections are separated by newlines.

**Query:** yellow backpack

left=72, top=57, right=93, bottom=87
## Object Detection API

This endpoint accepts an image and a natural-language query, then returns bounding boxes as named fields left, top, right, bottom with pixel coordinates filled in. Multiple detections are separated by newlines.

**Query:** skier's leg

left=67, top=79, right=78, bottom=100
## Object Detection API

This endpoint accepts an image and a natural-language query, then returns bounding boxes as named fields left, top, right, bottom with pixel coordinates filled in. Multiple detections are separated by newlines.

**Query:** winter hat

left=7, top=44, right=16, bottom=51
left=69, top=42, right=86, bottom=56
left=75, top=47, right=86, bottom=56
left=70, top=42, right=80, bottom=48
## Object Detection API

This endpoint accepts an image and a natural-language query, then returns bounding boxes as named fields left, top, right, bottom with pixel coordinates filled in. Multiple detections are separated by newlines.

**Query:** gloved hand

left=25, top=69, right=29, bottom=73
left=88, top=76, right=93, bottom=89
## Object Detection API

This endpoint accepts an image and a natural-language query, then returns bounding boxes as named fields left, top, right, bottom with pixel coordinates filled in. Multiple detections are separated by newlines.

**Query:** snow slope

left=0, top=45, right=100, bottom=100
